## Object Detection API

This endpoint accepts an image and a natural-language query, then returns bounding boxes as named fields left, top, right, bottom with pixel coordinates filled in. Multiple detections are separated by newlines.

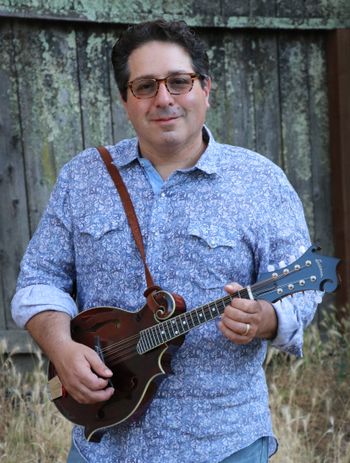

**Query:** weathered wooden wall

left=0, top=0, right=349, bottom=352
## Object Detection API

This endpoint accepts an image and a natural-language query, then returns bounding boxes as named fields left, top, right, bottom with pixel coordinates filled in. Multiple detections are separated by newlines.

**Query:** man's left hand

left=218, top=282, right=278, bottom=344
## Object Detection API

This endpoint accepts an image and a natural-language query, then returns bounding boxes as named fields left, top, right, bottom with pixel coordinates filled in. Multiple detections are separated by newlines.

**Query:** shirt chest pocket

left=75, top=215, right=133, bottom=271
left=185, top=223, right=238, bottom=289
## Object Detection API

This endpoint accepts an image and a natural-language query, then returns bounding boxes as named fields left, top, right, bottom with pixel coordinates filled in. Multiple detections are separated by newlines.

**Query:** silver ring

left=243, top=323, right=251, bottom=336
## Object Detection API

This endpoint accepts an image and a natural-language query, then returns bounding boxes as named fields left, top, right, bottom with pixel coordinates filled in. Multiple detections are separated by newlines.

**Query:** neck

left=139, top=134, right=207, bottom=180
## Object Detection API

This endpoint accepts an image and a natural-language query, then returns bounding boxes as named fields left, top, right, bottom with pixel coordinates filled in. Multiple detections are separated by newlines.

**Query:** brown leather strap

left=96, top=145, right=157, bottom=293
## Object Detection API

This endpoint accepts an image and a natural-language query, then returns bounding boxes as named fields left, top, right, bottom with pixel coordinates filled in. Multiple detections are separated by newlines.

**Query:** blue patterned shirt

left=12, top=128, right=320, bottom=462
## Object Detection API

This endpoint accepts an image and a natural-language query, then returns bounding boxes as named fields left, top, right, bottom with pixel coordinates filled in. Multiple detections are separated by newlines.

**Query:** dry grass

left=0, top=344, right=71, bottom=463
left=1, top=310, right=349, bottom=462
left=268, top=311, right=350, bottom=462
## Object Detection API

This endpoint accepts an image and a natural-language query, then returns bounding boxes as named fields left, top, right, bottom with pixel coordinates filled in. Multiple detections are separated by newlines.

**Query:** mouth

left=152, top=116, right=179, bottom=123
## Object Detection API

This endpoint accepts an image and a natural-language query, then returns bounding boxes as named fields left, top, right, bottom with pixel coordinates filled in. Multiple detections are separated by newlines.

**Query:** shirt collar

left=110, top=126, right=221, bottom=176
left=193, top=126, right=221, bottom=176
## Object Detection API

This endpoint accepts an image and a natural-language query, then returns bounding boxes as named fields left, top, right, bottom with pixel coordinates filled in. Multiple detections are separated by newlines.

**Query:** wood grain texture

left=0, top=17, right=339, bottom=350
left=0, top=23, right=30, bottom=330
left=0, top=0, right=349, bottom=28
left=327, top=29, right=350, bottom=311
left=12, top=21, right=83, bottom=232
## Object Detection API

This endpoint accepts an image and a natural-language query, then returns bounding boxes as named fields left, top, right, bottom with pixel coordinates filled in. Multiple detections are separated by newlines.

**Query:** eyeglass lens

left=131, top=73, right=196, bottom=98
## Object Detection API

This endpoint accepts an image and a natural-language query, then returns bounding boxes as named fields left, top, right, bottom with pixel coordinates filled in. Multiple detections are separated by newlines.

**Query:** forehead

left=127, top=41, right=194, bottom=79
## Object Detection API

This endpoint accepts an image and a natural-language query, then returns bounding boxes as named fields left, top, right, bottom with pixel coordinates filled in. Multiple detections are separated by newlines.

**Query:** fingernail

left=105, top=368, right=113, bottom=375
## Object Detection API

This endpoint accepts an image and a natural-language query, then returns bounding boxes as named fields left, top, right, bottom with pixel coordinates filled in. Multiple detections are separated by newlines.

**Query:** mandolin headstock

left=254, top=245, right=340, bottom=303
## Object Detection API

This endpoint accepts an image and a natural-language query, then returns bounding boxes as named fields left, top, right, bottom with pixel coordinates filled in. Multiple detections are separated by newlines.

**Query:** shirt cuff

left=270, top=297, right=303, bottom=356
left=11, top=284, right=78, bottom=328
left=270, top=291, right=323, bottom=356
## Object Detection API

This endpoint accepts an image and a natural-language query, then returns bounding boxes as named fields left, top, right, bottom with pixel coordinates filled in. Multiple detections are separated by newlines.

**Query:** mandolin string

left=99, top=283, right=259, bottom=358
left=102, top=296, right=231, bottom=364
left=101, top=334, right=140, bottom=356
left=99, top=299, right=229, bottom=363
left=100, top=287, right=270, bottom=361
left=99, top=272, right=312, bottom=364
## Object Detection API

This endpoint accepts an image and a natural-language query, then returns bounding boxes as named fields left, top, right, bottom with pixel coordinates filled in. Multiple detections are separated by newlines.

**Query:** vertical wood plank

left=12, top=21, right=83, bottom=233
left=223, top=32, right=256, bottom=150
left=305, top=0, right=333, bottom=18
left=107, top=30, right=136, bottom=143
left=327, top=29, right=350, bottom=311
left=250, top=0, right=276, bottom=17
left=278, top=32, right=314, bottom=236
left=76, top=27, right=114, bottom=147
left=220, top=0, right=249, bottom=16
left=203, top=30, right=229, bottom=143
left=276, top=0, right=305, bottom=19
left=251, top=32, right=282, bottom=165
left=307, top=34, right=333, bottom=255
left=0, top=23, right=30, bottom=330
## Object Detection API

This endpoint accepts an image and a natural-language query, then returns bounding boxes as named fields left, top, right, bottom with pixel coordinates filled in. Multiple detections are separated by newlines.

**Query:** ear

left=120, top=93, right=130, bottom=117
left=203, top=76, right=211, bottom=108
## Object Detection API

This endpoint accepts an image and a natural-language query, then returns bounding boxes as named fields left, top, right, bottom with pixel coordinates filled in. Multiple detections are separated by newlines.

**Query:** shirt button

left=160, top=192, right=166, bottom=198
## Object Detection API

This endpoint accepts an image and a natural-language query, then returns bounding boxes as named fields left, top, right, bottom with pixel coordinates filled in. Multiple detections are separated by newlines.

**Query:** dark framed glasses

left=127, top=72, right=206, bottom=99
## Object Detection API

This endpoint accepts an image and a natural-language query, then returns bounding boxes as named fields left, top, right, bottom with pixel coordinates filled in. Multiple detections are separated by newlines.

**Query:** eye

left=168, top=75, right=191, bottom=87
left=133, top=79, right=156, bottom=94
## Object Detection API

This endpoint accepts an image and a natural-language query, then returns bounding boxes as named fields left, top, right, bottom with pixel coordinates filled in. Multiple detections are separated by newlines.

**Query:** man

left=12, top=19, right=320, bottom=462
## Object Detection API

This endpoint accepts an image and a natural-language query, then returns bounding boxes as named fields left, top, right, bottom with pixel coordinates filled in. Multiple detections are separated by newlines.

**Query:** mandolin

left=48, top=245, right=340, bottom=442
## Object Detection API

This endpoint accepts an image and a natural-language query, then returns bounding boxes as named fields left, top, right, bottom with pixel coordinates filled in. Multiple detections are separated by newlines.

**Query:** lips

left=151, top=115, right=180, bottom=123
left=149, top=109, right=183, bottom=122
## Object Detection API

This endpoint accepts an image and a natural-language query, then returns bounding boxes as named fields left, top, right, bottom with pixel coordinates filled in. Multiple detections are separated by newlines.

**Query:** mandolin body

left=47, top=246, right=340, bottom=442
left=48, top=296, right=186, bottom=442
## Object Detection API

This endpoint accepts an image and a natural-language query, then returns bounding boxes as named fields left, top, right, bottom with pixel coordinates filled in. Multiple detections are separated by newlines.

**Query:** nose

left=153, top=81, right=174, bottom=106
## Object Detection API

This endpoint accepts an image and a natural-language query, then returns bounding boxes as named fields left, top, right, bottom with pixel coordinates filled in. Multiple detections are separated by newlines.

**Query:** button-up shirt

left=12, top=127, right=320, bottom=462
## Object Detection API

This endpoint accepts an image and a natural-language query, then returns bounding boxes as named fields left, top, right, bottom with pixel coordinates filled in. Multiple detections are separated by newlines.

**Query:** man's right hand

left=26, top=310, right=114, bottom=404
left=52, top=339, right=114, bottom=404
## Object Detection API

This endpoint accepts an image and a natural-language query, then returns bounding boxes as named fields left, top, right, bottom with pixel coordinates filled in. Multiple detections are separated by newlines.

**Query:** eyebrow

left=130, top=70, right=194, bottom=81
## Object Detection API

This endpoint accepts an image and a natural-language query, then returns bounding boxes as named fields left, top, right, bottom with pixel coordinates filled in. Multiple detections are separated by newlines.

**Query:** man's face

left=122, top=40, right=211, bottom=156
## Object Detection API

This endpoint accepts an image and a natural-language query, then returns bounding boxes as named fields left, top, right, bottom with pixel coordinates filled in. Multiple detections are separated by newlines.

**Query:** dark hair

left=111, top=19, right=210, bottom=101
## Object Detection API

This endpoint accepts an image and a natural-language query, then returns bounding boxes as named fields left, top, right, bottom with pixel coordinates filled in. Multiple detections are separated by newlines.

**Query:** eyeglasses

left=127, top=72, right=205, bottom=99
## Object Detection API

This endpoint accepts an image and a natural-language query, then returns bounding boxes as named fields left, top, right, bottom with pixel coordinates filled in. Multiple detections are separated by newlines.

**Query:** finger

left=72, top=384, right=115, bottom=405
left=226, top=297, right=262, bottom=317
left=221, top=312, right=256, bottom=338
left=221, top=314, right=250, bottom=334
left=59, top=345, right=112, bottom=391
left=85, top=348, right=113, bottom=379
left=218, top=320, right=253, bottom=345
left=224, top=282, right=243, bottom=294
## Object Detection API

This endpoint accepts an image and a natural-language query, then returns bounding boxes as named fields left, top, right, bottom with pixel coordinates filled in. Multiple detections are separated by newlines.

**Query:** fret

left=205, top=303, right=214, bottom=320
left=148, top=327, right=158, bottom=349
left=209, top=302, right=219, bottom=317
left=237, top=289, right=249, bottom=299
left=164, top=320, right=174, bottom=341
left=187, top=310, right=196, bottom=329
left=175, top=316, right=184, bottom=335
left=163, top=319, right=174, bottom=340
left=152, top=325, right=162, bottom=346
left=137, top=334, right=145, bottom=354
left=179, top=313, right=189, bottom=333
left=191, top=308, right=201, bottom=326
left=140, top=291, right=255, bottom=353
left=143, top=330, right=152, bottom=352
left=170, top=318, right=181, bottom=337
left=198, top=306, right=206, bottom=323
left=158, top=322, right=169, bottom=343
left=216, top=299, right=226, bottom=315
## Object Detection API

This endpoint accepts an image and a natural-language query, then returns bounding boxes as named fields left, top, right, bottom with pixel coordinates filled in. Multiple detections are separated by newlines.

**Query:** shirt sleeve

left=11, top=284, right=78, bottom=328
left=255, top=169, right=322, bottom=357
left=11, top=162, right=77, bottom=328
left=270, top=291, right=323, bottom=356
